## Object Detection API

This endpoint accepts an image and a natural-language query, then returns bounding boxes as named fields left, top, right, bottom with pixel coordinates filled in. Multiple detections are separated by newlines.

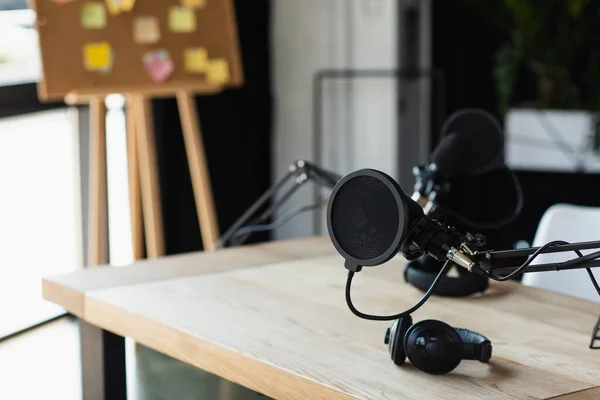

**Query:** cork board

left=31, top=0, right=243, bottom=100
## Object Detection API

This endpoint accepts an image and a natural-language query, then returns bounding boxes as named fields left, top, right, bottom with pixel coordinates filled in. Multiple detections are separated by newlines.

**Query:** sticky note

left=206, top=58, right=230, bottom=84
left=169, top=6, right=196, bottom=33
left=133, top=16, right=160, bottom=44
left=143, top=49, right=175, bottom=83
left=105, top=0, right=135, bottom=15
left=184, top=48, right=209, bottom=73
left=182, top=0, right=206, bottom=9
left=82, top=3, right=107, bottom=29
left=122, top=0, right=136, bottom=12
left=83, top=42, right=113, bottom=73
left=105, top=0, right=121, bottom=15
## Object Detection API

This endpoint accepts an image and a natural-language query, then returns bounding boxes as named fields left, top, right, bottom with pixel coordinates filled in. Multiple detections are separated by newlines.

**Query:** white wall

left=505, top=109, right=600, bottom=173
left=271, top=0, right=402, bottom=239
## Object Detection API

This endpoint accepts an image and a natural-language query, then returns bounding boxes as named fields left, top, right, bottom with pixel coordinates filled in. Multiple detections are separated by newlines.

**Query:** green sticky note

left=82, top=2, right=107, bottom=29
left=168, top=6, right=196, bottom=33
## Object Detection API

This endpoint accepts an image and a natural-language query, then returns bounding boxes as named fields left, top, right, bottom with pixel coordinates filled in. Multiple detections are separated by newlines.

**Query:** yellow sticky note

left=105, top=0, right=121, bottom=15
left=184, top=48, right=208, bottom=73
left=83, top=42, right=113, bottom=72
left=81, top=2, right=106, bottom=29
left=105, top=0, right=135, bottom=15
left=122, top=0, right=136, bottom=12
left=206, top=58, right=230, bottom=84
left=182, top=0, right=206, bottom=9
left=169, top=6, right=196, bottom=33
left=133, top=16, right=160, bottom=44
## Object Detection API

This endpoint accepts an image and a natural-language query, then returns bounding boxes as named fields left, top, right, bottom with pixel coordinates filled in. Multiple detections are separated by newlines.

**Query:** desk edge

left=85, top=295, right=357, bottom=400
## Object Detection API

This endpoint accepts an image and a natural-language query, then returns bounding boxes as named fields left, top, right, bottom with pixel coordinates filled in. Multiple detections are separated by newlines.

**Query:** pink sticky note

left=142, top=50, right=174, bottom=83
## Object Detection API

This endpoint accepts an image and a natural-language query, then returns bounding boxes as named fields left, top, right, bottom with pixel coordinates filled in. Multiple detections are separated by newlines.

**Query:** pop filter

left=433, top=109, right=504, bottom=176
left=327, top=169, right=424, bottom=267
left=327, top=168, right=485, bottom=322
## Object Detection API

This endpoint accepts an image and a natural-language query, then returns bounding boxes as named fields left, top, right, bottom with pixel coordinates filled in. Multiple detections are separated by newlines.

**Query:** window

left=0, top=4, right=41, bottom=86
left=0, top=4, right=62, bottom=118
left=0, top=108, right=80, bottom=338
left=0, top=1, right=77, bottom=338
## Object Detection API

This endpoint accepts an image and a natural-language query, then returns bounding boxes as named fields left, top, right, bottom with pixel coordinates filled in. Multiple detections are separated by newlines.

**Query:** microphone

left=326, top=169, right=600, bottom=346
left=411, top=109, right=504, bottom=214
left=327, top=168, right=483, bottom=274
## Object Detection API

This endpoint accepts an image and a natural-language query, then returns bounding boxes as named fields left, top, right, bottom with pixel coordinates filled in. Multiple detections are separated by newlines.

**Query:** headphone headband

left=455, top=328, right=492, bottom=363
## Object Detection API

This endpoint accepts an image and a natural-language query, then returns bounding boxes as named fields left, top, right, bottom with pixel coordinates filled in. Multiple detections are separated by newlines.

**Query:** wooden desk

left=43, top=236, right=600, bottom=400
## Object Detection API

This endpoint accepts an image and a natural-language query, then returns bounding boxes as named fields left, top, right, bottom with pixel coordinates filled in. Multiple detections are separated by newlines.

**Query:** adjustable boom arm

left=216, top=160, right=341, bottom=249
left=471, top=240, right=600, bottom=275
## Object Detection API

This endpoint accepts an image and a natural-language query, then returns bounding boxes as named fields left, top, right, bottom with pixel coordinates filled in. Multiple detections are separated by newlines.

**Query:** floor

left=0, top=317, right=269, bottom=400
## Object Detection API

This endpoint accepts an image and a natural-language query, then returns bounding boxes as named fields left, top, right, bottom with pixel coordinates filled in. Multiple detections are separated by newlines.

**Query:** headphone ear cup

left=385, top=315, right=412, bottom=366
left=404, top=320, right=462, bottom=375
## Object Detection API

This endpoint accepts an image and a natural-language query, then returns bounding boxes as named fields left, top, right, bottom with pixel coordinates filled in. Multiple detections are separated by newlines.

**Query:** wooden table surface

left=43, top=236, right=600, bottom=400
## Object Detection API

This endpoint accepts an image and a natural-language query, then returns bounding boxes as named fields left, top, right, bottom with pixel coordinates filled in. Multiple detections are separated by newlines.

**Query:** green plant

left=469, top=0, right=600, bottom=115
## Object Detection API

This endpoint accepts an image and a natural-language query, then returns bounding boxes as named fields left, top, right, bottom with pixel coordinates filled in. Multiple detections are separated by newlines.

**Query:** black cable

left=485, top=241, right=600, bottom=298
left=586, top=267, right=600, bottom=297
left=229, top=199, right=327, bottom=240
left=345, top=260, right=453, bottom=321
left=229, top=183, right=303, bottom=246
left=561, top=249, right=600, bottom=267
left=486, top=241, right=567, bottom=281
left=439, top=167, right=524, bottom=230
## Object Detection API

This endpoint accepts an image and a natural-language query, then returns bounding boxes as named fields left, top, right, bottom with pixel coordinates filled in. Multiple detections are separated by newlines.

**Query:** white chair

left=522, top=203, right=600, bottom=303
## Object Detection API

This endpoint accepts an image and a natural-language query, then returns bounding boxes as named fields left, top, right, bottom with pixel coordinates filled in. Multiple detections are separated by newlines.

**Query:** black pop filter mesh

left=327, top=169, right=423, bottom=266
left=330, top=175, right=399, bottom=260
left=432, top=109, right=504, bottom=176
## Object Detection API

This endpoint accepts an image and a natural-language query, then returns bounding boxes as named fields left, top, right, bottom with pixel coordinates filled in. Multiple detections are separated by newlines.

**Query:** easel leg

left=82, top=97, right=126, bottom=400
left=135, top=96, right=165, bottom=258
left=176, top=91, right=220, bottom=251
left=126, top=97, right=144, bottom=261
left=88, top=96, right=108, bottom=267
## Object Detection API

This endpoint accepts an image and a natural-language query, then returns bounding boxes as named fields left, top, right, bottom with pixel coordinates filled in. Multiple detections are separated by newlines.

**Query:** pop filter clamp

left=215, top=160, right=341, bottom=249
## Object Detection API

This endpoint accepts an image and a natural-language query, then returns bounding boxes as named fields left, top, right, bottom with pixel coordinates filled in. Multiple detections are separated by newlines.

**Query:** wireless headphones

left=384, top=315, right=492, bottom=374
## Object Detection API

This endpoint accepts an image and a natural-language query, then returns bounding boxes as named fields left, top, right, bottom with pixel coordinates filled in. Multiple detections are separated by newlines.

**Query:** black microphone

left=327, top=169, right=481, bottom=274
left=433, top=109, right=504, bottom=176
left=411, top=109, right=504, bottom=213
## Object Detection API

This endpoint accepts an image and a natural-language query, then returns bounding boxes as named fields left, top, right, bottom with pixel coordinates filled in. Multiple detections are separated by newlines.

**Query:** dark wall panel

left=152, top=0, right=272, bottom=255
left=432, top=1, right=600, bottom=252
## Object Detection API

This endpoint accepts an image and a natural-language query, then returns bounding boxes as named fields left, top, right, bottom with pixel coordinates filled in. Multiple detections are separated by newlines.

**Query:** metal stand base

left=590, top=314, right=600, bottom=349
